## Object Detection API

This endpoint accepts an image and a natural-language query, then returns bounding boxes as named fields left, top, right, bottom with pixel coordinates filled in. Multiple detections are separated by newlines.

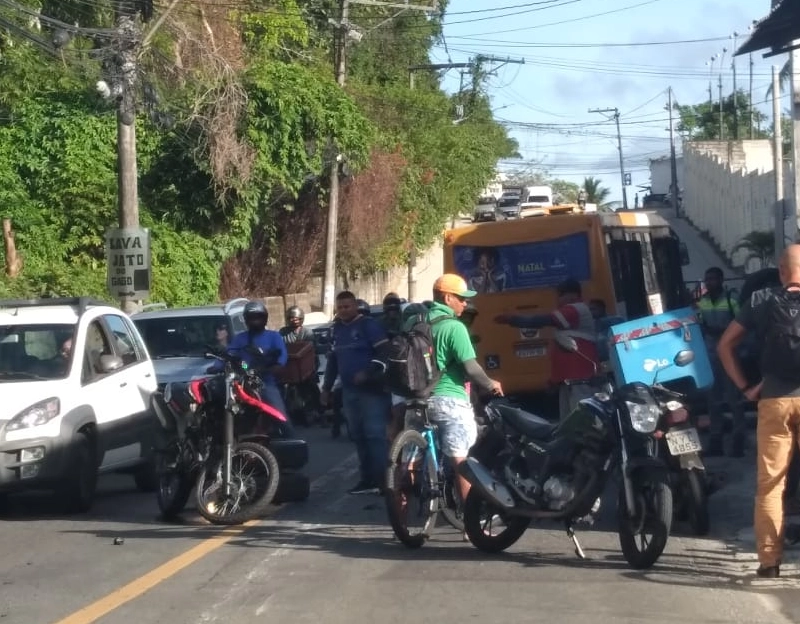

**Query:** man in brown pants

left=717, top=245, right=800, bottom=578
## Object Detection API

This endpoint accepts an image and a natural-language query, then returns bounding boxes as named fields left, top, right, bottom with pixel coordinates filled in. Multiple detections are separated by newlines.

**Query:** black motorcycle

left=151, top=347, right=282, bottom=525
left=459, top=338, right=695, bottom=570
left=649, top=384, right=709, bottom=536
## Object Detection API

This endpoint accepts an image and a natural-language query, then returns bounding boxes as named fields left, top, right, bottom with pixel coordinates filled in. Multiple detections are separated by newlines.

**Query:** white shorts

left=405, top=395, right=477, bottom=458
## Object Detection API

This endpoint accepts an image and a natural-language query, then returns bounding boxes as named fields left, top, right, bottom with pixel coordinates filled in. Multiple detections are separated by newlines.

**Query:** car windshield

left=0, top=323, right=76, bottom=381
left=498, top=198, right=519, bottom=207
left=134, top=316, right=230, bottom=358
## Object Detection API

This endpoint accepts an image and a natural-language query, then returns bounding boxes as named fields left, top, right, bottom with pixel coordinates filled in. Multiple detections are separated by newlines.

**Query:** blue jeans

left=342, top=387, right=391, bottom=487
left=260, top=382, right=295, bottom=438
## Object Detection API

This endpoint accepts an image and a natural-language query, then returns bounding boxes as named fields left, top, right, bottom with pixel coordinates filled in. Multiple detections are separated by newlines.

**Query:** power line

left=449, top=0, right=663, bottom=38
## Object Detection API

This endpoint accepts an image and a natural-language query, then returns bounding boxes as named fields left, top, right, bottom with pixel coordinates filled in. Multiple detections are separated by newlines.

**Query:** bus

left=442, top=209, right=689, bottom=396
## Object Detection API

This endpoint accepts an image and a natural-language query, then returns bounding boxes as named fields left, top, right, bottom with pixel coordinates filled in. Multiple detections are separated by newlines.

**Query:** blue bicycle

left=385, top=400, right=464, bottom=548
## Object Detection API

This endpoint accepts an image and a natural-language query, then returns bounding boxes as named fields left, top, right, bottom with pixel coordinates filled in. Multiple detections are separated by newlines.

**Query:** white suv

left=0, top=297, right=158, bottom=512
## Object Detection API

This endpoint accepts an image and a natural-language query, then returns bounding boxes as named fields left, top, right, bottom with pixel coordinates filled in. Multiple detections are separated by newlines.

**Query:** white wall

left=682, top=140, right=794, bottom=271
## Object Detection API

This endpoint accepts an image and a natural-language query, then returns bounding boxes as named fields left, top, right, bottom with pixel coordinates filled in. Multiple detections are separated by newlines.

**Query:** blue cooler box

left=607, top=307, right=713, bottom=390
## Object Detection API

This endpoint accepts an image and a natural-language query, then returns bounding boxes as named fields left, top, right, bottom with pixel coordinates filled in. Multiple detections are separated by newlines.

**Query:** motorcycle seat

left=495, top=404, right=555, bottom=439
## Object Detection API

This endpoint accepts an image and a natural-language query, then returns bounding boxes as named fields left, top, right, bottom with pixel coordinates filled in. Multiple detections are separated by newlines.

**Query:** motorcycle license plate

left=665, top=427, right=702, bottom=456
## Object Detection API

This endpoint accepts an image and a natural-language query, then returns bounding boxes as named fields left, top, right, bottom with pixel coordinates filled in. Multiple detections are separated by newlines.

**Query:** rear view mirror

left=554, top=333, right=579, bottom=353
left=99, top=354, right=123, bottom=373
left=679, top=241, right=690, bottom=266
left=674, top=350, right=694, bottom=367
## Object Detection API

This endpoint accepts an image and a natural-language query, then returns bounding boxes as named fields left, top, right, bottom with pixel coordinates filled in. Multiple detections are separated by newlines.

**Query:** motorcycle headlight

left=625, top=400, right=660, bottom=434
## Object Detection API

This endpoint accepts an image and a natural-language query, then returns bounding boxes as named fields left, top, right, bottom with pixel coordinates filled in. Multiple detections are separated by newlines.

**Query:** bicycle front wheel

left=385, top=429, right=438, bottom=548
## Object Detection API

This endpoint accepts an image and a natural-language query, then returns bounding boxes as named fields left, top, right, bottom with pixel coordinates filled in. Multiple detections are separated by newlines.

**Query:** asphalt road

left=2, top=423, right=800, bottom=624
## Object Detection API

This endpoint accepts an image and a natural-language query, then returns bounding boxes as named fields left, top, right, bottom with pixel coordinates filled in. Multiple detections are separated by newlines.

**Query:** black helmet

left=285, top=306, right=304, bottom=323
left=243, top=300, right=268, bottom=331
left=356, top=299, right=370, bottom=316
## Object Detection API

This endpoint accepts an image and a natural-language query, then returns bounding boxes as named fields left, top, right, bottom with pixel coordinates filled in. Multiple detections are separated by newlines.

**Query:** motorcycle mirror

left=554, top=333, right=579, bottom=353
left=674, top=350, right=695, bottom=367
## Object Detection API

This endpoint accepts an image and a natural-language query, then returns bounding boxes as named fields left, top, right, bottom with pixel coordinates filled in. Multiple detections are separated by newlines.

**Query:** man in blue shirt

left=209, top=300, right=291, bottom=434
left=321, top=290, right=391, bottom=494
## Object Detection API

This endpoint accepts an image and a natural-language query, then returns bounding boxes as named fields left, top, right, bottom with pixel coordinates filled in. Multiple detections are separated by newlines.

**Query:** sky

left=425, top=0, right=786, bottom=204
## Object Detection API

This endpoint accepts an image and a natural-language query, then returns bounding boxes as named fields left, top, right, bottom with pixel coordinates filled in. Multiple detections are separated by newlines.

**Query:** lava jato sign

left=105, top=227, right=151, bottom=300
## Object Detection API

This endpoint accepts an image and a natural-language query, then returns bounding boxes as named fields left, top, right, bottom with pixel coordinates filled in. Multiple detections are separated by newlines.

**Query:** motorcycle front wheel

left=618, top=472, right=673, bottom=569
left=683, top=469, right=710, bottom=536
left=156, top=440, right=193, bottom=520
left=195, top=442, right=280, bottom=526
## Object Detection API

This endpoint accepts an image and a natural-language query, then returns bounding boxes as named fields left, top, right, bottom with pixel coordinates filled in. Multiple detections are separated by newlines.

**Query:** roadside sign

left=105, top=227, right=151, bottom=300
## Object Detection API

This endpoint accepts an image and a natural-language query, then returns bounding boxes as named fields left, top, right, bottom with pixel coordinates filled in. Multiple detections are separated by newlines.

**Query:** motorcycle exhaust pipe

left=457, top=457, right=516, bottom=510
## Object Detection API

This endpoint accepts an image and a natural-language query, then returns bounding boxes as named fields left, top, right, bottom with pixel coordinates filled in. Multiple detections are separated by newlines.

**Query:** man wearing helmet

left=211, top=300, right=291, bottom=432
left=322, top=291, right=391, bottom=494
left=280, top=306, right=315, bottom=344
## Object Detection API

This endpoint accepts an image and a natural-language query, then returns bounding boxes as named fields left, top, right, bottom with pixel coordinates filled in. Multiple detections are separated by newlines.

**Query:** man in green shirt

left=418, top=274, right=503, bottom=504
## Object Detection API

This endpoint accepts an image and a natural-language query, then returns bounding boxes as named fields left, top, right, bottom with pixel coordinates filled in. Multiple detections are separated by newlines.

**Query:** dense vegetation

left=0, top=0, right=516, bottom=305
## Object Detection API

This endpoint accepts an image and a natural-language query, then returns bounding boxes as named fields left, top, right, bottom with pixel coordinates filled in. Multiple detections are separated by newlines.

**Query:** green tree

left=675, top=89, right=769, bottom=141
left=581, top=176, right=611, bottom=206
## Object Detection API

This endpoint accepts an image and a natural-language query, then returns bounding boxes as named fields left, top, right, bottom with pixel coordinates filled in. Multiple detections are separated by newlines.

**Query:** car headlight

left=625, top=401, right=660, bottom=434
left=6, top=398, right=61, bottom=431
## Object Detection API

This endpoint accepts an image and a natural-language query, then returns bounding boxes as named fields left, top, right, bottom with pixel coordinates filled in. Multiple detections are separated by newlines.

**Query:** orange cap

left=433, top=273, right=477, bottom=298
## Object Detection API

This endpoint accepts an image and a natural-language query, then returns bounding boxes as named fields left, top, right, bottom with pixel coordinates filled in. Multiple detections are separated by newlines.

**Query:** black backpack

left=760, top=285, right=800, bottom=381
left=384, top=313, right=455, bottom=399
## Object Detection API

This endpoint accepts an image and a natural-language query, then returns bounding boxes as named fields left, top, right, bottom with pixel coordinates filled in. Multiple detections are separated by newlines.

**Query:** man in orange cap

left=420, top=273, right=503, bottom=504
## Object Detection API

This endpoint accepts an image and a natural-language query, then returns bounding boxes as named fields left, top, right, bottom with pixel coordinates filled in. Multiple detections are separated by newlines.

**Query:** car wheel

left=58, top=431, right=97, bottom=514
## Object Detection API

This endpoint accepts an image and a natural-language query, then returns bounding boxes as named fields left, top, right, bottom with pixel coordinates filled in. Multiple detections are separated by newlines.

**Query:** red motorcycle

left=152, top=347, right=285, bottom=525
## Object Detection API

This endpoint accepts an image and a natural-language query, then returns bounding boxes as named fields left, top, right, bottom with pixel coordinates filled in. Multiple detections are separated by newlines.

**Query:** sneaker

left=348, top=481, right=379, bottom=495
left=756, top=564, right=780, bottom=578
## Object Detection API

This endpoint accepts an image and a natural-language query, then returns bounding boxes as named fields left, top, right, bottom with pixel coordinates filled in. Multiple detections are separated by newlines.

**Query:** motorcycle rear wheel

left=195, top=442, right=279, bottom=526
left=156, top=441, right=193, bottom=520
left=462, top=488, right=530, bottom=554
left=618, top=472, right=673, bottom=569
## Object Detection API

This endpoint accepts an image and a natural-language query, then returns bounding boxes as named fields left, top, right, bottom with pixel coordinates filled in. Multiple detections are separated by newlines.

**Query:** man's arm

left=448, top=322, right=501, bottom=395
left=272, top=332, right=288, bottom=367
left=717, top=321, right=749, bottom=391
left=717, top=297, right=757, bottom=393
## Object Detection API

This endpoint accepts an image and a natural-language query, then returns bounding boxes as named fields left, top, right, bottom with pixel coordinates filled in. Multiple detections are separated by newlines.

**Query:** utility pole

left=406, top=62, right=471, bottom=302
left=589, top=107, right=628, bottom=210
left=718, top=73, right=724, bottom=140
left=321, top=0, right=437, bottom=314
left=113, top=2, right=141, bottom=314
left=322, top=0, right=349, bottom=319
left=791, top=46, right=800, bottom=231
left=748, top=54, right=755, bottom=139
left=773, top=65, right=786, bottom=261
left=668, top=87, right=679, bottom=218
left=731, top=32, right=739, bottom=140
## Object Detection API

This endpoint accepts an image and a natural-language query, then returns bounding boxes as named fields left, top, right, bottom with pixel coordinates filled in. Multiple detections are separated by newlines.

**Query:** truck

left=518, top=185, right=554, bottom=218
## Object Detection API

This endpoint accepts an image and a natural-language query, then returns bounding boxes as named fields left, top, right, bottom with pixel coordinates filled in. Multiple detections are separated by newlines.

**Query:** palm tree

left=581, top=176, right=611, bottom=207
left=732, top=231, right=776, bottom=268
left=766, top=60, right=790, bottom=99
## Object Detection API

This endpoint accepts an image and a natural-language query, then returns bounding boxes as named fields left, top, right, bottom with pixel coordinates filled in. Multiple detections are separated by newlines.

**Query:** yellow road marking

left=52, top=519, right=259, bottom=624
